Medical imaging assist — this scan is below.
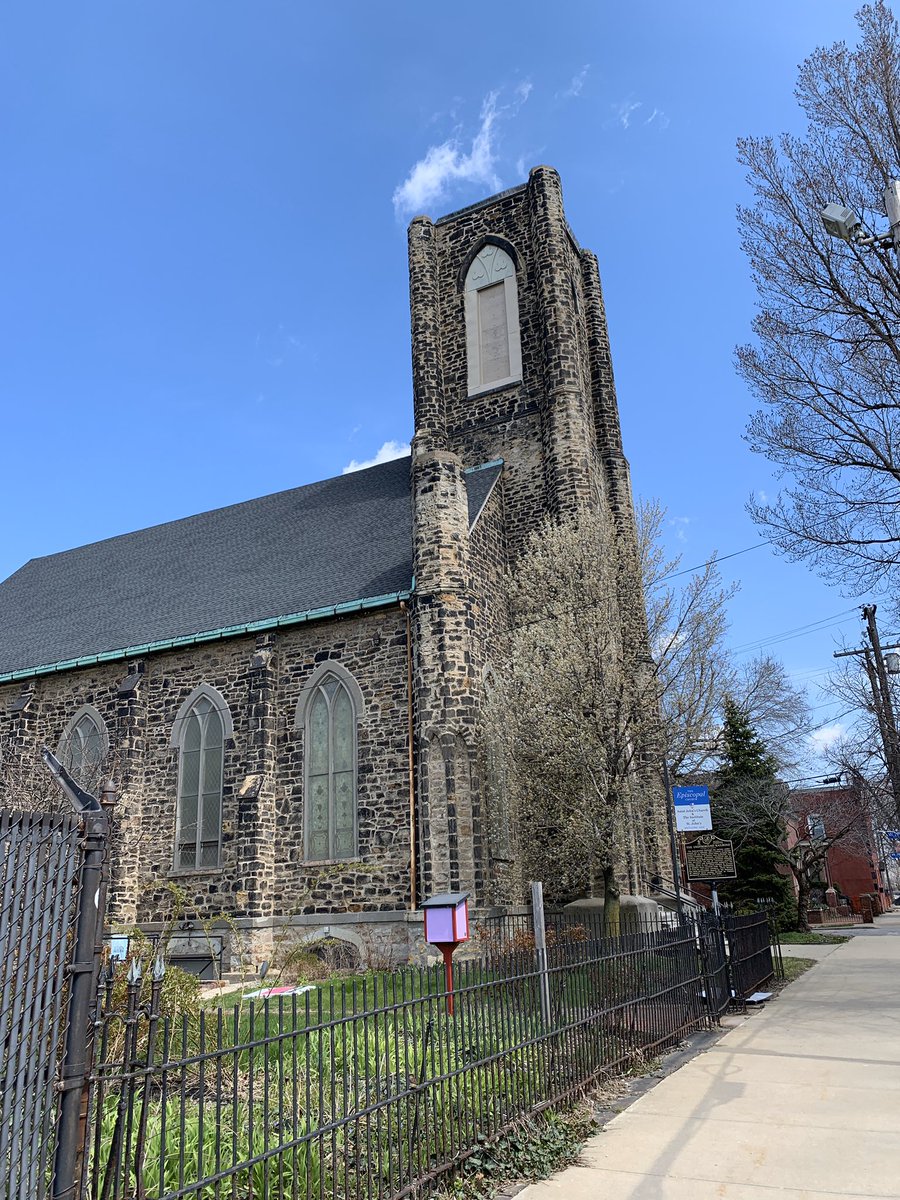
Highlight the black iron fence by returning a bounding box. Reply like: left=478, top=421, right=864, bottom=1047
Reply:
left=82, top=919, right=708, bottom=1199
left=472, top=905, right=669, bottom=960
left=0, top=785, right=777, bottom=1200
left=725, top=911, right=775, bottom=1000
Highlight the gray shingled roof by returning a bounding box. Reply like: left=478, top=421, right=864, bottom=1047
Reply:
left=0, top=456, right=503, bottom=678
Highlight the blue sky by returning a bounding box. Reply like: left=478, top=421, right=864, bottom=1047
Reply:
left=0, top=2, right=873, bottom=765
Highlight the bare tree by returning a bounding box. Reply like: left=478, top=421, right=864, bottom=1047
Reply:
left=0, top=745, right=72, bottom=816
left=737, top=2, right=900, bottom=602
left=732, top=656, right=813, bottom=772
left=639, top=500, right=736, bottom=777
left=717, top=777, right=871, bottom=930
left=640, top=501, right=812, bottom=774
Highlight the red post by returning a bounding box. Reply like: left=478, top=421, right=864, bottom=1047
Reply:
left=440, top=944, right=455, bottom=1016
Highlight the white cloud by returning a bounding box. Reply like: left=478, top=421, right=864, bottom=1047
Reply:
left=342, top=440, right=410, bottom=474
left=669, top=515, right=691, bottom=543
left=393, top=85, right=531, bottom=218
left=809, top=723, right=845, bottom=755
left=644, top=107, right=670, bottom=130
left=611, top=98, right=642, bottom=130
left=756, top=488, right=769, bottom=503
left=557, top=65, right=590, bottom=101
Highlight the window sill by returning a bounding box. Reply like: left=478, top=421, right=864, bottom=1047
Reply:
left=467, top=375, right=521, bottom=399
left=168, top=867, right=226, bottom=879
left=302, top=859, right=365, bottom=868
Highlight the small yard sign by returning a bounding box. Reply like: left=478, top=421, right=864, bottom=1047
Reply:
left=672, top=784, right=712, bottom=832
left=685, top=834, right=737, bottom=881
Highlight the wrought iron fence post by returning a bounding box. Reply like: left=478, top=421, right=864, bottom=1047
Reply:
left=51, top=777, right=114, bottom=1200
left=764, top=903, right=785, bottom=980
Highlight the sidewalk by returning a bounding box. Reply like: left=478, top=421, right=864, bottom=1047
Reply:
left=519, top=916, right=900, bottom=1199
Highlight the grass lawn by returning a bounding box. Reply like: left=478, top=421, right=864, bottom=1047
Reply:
left=779, top=931, right=850, bottom=945
left=781, top=956, right=817, bottom=983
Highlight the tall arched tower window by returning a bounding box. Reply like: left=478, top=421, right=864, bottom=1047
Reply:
left=295, top=663, right=363, bottom=861
left=465, top=242, right=522, bottom=395
left=171, top=685, right=231, bottom=870
left=59, top=705, right=109, bottom=797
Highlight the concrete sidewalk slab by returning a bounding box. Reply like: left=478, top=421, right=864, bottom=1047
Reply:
left=522, top=1165, right=899, bottom=1200
left=519, top=933, right=900, bottom=1200
left=780, top=940, right=845, bottom=959
left=629, top=1068, right=900, bottom=1132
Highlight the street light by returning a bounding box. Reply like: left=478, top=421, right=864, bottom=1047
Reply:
left=821, top=203, right=862, bottom=242
left=820, top=180, right=900, bottom=266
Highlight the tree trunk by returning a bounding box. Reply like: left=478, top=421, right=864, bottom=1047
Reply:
left=587, top=861, right=604, bottom=900
left=602, top=863, right=621, bottom=937
left=796, top=872, right=811, bottom=933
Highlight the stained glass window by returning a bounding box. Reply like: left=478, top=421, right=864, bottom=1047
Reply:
left=305, top=673, right=358, bottom=860
left=59, top=709, right=107, bottom=796
left=175, top=694, right=224, bottom=870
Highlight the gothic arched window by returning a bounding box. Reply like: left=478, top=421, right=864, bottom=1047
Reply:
left=296, top=665, right=362, bottom=861
left=464, top=242, right=522, bottom=395
left=59, top=706, right=109, bottom=797
left=171, top=685, right=231, bottom=871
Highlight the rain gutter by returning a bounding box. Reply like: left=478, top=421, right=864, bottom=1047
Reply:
left=0, top=588, right=413, bottom=684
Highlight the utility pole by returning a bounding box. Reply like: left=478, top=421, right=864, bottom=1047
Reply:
left=834, top=605, right=900, bottom=826
left=883, top=179, right=900, bottom=271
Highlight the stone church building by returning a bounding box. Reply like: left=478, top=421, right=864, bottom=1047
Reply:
left=0, top=167, right=667, bottom=969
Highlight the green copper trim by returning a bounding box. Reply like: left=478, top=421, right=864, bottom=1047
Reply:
left=0, top=587, right=414, bottom=684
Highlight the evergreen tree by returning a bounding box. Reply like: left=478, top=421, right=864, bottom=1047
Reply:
left=714, top=700, right=796, bottom=926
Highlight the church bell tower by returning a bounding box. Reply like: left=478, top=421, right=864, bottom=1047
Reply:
left=407, top=166, right=665, bottom=905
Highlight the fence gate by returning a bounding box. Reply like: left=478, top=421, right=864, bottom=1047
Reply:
left=0, top=791, right=110, bottom=1200
left=0, top=810, right=84, bottom=1197
left=698, top=911, right=730, bottom=1021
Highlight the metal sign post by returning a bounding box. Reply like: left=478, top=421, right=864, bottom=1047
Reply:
left=530, top=882, right=552, bottom=1027
left=662, top=761, right=686, bottom=923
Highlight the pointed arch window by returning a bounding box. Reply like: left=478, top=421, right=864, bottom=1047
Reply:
left=296, top=667, right=361, bottom=861
left=173, top=690, right=229, bottom=870
left=59, top=706, right=109, bottom=797
left=464, top=242, right=522, bottom=395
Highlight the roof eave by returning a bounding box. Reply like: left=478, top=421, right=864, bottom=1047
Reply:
left=0, top=587, right=414, bottom=685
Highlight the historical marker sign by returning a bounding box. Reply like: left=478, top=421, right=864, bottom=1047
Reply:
left=685, top=834, right=737, bottom=881
left=672, top=784, right=712, bottom=832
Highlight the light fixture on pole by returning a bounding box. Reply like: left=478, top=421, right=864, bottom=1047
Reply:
left=820, top=181, right=900, bottom=267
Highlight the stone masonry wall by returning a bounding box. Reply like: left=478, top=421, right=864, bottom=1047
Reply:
left=0, top=606, right=412, bottom=953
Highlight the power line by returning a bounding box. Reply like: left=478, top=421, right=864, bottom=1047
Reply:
left=730, top=610, right=859, bottom=657
left=656, top=541, right=769, bottom=584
